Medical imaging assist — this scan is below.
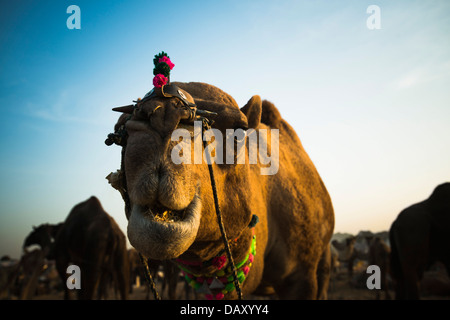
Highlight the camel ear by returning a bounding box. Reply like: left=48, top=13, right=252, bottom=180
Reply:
left=240, top=95, right=261, bottom=129
left=112, top=104, right=134, bottom=114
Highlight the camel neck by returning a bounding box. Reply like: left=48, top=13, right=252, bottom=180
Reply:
left=174, top=228, right=256, bottom=300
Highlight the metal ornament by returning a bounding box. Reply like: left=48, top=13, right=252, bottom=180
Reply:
left=196, top=280, right=212, bottom=295
left=209, top=277, right=225, bottom=289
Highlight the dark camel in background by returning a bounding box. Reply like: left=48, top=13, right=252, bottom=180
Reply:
left=53, top=196, right=130, bottom=299
left=390, top=182, right=450, bottom=299
left=366, top=236, right=391, bottom=299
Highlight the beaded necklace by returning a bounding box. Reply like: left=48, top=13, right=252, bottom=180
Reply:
left=174, top=228, right=256, bottom=300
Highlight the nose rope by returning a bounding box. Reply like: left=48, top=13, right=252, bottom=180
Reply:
left=201, top=118, right=243, bottom=300
left=139, top=252, right=161, bottom=300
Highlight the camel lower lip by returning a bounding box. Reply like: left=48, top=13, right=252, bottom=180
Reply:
left=127, top=193, right=202, bottom=260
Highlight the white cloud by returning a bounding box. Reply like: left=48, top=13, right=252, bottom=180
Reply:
left=394, top=71, right=421, bottom=89
left=22, top=89, right=107, bottom=126
left=391, top=61, right=450, bottom=90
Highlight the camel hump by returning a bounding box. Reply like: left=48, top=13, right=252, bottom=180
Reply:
left=261, top=100, right=282, bottom=128
left=83, top=196, right=104, bottom=210
left=427, top=182, right=450, bottom=227
left=87, top=195, right=100, bottom=204
left=428, top=183, right=450, bottom=209
left=67, top=196, right=106, bottom=221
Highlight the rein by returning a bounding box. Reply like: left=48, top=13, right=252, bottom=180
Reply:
left=105, top=90, right=248, bottom=300
left=201, top=118, right=242, bottom=300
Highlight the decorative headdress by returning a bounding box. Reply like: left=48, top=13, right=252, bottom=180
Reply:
left=136, top=51, right=198, bottom=108
left=106, top=51, right=217, bottom=146
left=152, top=51, right=174, bottom=88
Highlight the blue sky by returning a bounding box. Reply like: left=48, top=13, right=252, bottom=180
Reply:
left=1, top=0, right=449, bottom=258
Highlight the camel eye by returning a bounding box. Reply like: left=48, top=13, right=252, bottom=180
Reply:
left=132, top=107, right=146, bottom=121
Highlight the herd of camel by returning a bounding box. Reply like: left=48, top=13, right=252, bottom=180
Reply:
left=331, top=182, right=450, bottom=299
left=0, top=78, right=449, bottom=300
left=0, top=196, right=193, bottom=300
left=1, top=182, right=449, bottom=300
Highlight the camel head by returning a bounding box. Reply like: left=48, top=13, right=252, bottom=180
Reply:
left=109, top=79, right=263, bottom=261
left=23, top=224, right=53, bottom=251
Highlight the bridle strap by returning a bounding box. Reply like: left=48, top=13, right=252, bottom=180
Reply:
left=141, top=85, right=196, bottom=108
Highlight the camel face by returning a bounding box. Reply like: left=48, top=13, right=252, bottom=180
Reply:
left=23, top=225, right=49, bottom=250
left=122, top=85, right=254, bottom=261
left=124, top=96, right=202, bottom=260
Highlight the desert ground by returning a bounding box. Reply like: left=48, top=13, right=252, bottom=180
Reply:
left=25, top=260, right=449, bottom=301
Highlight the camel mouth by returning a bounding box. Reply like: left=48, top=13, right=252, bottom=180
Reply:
left=127, top=190, right=202, bottom=260
left=142, top=202, right=187, bottom=223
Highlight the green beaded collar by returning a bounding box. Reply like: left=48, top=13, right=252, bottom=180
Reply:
left=174, top=229, right=256, bottom=300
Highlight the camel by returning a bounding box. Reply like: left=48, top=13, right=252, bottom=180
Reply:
left=332, top=237, right=356, bottom=259
left=107, top=79, right=334, bottom=300
left=1, top=249, right=47, bottom=299
left=420, top=262, right=450, bottom=297
left=128, top=248, right=143, bottom=293
left=53, top=196, right=130, bottom=300
left=330, top=245, right=340, bottom=275
left=13, top=224, right=64, bottom=299
left=128, top=248, right=180, bottom=299
left=0, top=256, right=20, bottom=299
left=331, top=236, right=359, bottom=277
left=389, top=182, right=450, bottom=299
left=366, top=236, right=391, bottom=299
left=16, top=249, right=46, bottom=299
left=23, top=223, right=63, bottom=259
